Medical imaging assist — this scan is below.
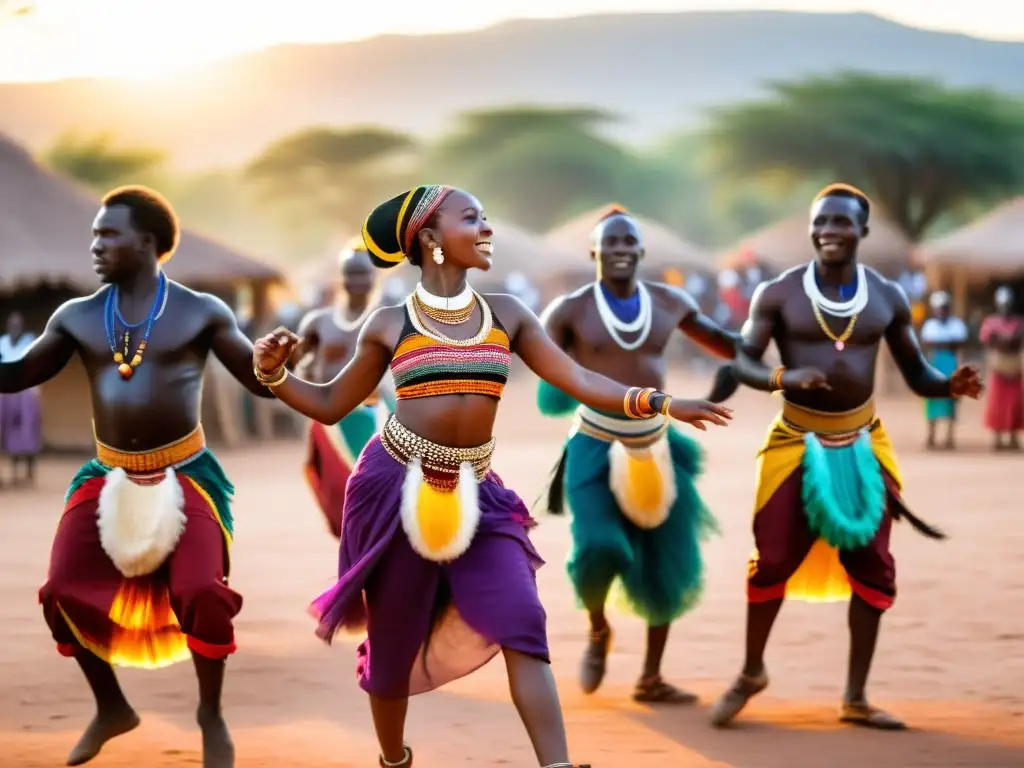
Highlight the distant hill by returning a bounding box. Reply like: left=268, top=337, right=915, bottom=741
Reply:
left=2, top=11, right=1024, bottom=169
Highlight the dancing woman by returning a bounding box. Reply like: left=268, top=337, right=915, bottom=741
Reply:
left=252, top=185, right=732, bottom=768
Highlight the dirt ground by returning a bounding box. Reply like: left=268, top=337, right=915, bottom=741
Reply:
left=1, top=373, right=1022, bottom=767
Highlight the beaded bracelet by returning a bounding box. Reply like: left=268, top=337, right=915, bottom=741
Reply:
left=254, top=365, right=288, bottom=388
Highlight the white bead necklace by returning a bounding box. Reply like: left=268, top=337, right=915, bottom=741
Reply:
left=415, top=281, right=473, bottom=311
left=802, top=262, right=869, bottom=318
left=332, top=301, right=375, bottom=332
left=592, top=281, right=653, bottom=351
left=405, top=292, right=493, bottom=347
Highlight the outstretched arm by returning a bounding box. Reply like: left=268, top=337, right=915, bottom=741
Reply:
left=674, top=288, right=739, bottom=359
left=884, top=283, right=954, bottom=399
left=508, top=297, right=730, bottom=427
left=207, top=296, right=277, bottom=398
left=730, top=282, right=785, bottom=391
left=254, top=311, right=391, bottom=424
left=0, top=306, right=77, bottom=393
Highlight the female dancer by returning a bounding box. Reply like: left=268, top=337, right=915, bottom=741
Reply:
left=252, top=185, right=732, bottom=768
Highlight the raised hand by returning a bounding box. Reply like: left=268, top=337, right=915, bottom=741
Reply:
left=668, top=398, right=734, bottom=431
left=253, top=327, right=300, bottom=374
left=782, top=367, right=831, bottom=390
left=950, top=364, right=983, bottom=399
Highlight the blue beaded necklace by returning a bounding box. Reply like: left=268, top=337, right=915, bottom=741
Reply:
left=599, top=282, right=641, bottom=324
left=103, top=271, right=168, bottom=381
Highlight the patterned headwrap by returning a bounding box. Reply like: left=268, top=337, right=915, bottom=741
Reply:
left=361, top=185, right=455, bottom=270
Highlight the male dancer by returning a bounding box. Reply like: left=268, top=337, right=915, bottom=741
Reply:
left=292, top=236, right=393, bottom=538
left=919, top=291, right=968, bottom=450
left=1, top=186, right=276, bottom=767
left=539, top=205, right=737, bottom=703
left=709, top=184, right=981, bottom=730
left=979, top=286, right=1022, bottom=451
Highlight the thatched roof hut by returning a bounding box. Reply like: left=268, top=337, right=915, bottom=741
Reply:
left=0, top=134, right=284, bottom=451
left=716, top=213, right=912, bottom=277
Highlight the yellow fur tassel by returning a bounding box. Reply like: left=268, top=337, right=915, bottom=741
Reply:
left=608, top=435, right=676, bottom=529
left=400, top=459, right=480, bottom=562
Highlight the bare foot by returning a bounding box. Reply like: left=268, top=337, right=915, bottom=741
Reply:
left=198, top=708, right=235, bottom=768
left=66, top=707, right=140, bottom=765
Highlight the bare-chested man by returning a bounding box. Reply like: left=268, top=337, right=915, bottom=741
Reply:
left=539, top=205, right=738, bottom=703
left=709, top=184, right=981, bottom=730
left=293, top=237, right=394, bottom=538
left=0, top=186, right=276, bottom=767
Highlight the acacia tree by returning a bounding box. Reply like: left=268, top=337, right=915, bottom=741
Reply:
left=708, top=72, right=1024, bottom=239
left=244, top=126, right=416, bottom=234
left=426, top=106, right=647, bottom=231
left=44, top=132, right=166, bottom=191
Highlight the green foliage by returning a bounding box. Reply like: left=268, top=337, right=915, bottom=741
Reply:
left=708, top=72, right=1024, bottom=239
left=244, top=125, right=417, bottom=235
left=44, top=132, right=166, bottom=192
left=424, top=106, right=646, bottom=230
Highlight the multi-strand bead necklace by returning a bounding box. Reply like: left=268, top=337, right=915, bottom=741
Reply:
left=103, top=271, right=169, bottom=380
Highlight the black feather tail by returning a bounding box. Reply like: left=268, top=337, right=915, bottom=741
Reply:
left=534, top=446, right=568, bottom=515
left=890, top=495, right=946, bottom=540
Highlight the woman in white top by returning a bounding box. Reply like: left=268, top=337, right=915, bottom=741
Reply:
left=919, top=291, right=968, bottom=449
left=0, top=311, right=42, bottom=485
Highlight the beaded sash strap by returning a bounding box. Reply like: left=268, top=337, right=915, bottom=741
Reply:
left=379, top=416, right=494, bottom=491
left=573, top=406, right=669, bottom=449
left=781, top=400, right=875, bottom=445
left=95, top=424, right=206, bottom=482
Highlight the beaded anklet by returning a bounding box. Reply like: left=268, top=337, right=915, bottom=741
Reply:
left=379, top=744, right=412, bottom=767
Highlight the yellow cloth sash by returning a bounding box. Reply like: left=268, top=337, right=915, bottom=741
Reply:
left=753, top=400, right=902, bottom=602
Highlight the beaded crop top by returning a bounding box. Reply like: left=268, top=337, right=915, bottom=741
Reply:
left=390, top=294, right=512, bottom=401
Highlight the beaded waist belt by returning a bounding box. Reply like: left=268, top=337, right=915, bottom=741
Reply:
left=573, top=406, right=668, bottom=448
left=95, top=424, right=206, bottom=475
left=782, top=400, right=875, bottom=440
left=379, top=415, right=494, bottom=490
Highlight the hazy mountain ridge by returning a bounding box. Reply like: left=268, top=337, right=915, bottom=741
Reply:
left=1, top=11, right=1023, bottom=169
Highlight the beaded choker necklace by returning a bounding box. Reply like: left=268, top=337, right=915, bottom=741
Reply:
left=103, top=272, right=169, bottom=380
left=802, top=263, right=868, bottom=352
left=414, top=282, right=477, bottom=325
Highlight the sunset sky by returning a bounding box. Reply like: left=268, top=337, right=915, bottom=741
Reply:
left=0, top=0, right=1019, bottom=82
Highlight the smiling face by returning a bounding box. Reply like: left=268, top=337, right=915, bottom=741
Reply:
left=417, top=189, right=494, bottom=272
left=591, top=214, right=644, bottom=282
left=810, top=194, right=868, bottom=267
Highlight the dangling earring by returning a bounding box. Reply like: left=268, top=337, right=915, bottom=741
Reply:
left=432, top=245, right=444, bottom=265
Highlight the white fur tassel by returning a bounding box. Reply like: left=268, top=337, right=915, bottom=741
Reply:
left=607, top=434, right=677, bottom=530
left=96, top=467, right=187, bottom=578
left=399, top=458, right=481, bottom=562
